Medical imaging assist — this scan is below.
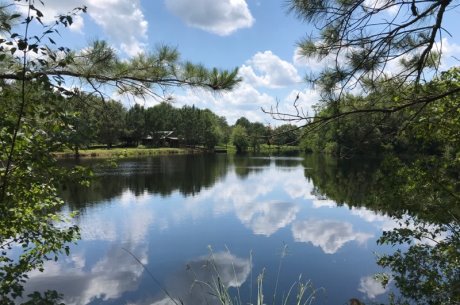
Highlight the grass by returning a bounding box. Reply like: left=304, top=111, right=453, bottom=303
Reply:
left=125, top=245, right=323, bottom=305
left=54, top=144, right=301, bottom=159
left=54, top=147, right=196, bottom=158
left=186, top=246, right=323, bottom=305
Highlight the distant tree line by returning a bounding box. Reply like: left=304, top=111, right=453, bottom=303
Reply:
left=63, top=95, right=300, bottom=154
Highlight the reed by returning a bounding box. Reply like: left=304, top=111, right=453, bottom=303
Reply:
left=125, top=245, right=324, bottom=305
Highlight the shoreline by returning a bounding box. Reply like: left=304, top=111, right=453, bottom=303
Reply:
left=53, top=147, right=203, bottom=159
left=53, top=145, right=301, bottom=159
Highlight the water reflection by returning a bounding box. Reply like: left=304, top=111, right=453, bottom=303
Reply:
left=26, top=153, right=458, bottom=304
left=236, top=201, right=299, bottom=236
left=292, top=219, right=373, bottom=254
left=303, top=154, right=460, bottom=305
left=358, top=275, right=391, bottom=300
left=155, top=252, right=251, bottom=305
left=61, top=154, right=231, bottom=209
left=25, top=246, right=146, bottom=305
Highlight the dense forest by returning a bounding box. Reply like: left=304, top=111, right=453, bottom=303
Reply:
left=61, top=95, right=300, bottom=153
left=300, top=68, right=460, bottom=160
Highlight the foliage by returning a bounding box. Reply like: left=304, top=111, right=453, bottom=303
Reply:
left=377, top=219, right=460, bottom=305
left=272, top=124, right=300, bottom=147
left=95, top=100, right=126, bottom=148
left=62, top=93, right=100, bottom=155
left=20, top=291, right=65, bottom=305
left=247, top=122, right=266, bottom=152
left=231, top=125, right=249, bottom=153
left=60, top=103, right=284, bottom=152
left=0, top=80, right=80, bottom=303
left=233, top=117, right=274, bottom=152
left=302, top=153, right=460, bottom=305
left=145, top=102, right=178, bottom=144
left=125, top=104, right=146, bottom=146
left=300, top=67, right=460, bottom=158
left=178, top=105, right=206, bottom=147
left=287, top=0, right=455, bottom=96
left=267, top=0, right=460, bottom=146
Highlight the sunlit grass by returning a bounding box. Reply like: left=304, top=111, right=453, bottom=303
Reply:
left=54, top=147, right=191, bottom=158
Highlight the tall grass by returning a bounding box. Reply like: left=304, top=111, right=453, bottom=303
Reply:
left=126, top=245, right=324, bottom=305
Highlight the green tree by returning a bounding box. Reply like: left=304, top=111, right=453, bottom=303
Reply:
left=145, top=102, right=179, bottom=145
left=300, top=68, right=460, bottom=157
left=248, top=122, right=267, bottom=152
left=125, top=103, right=146, bottom=146
left=201, top=109, right=222, bottom=149
left=96, top=100, right=126, bottom=148
left=178, top=105, right=203, bottom=146
left=272, top=124, right=300, bottom=146
left=63, top=93, right=101, bottom=155
left=0, top=77, right=80, bottom=304
left=217, top=116, right=231, bottom=147
left=231, top=125, right=249, bottom=153
left=235, top=117, right=251, bottom=130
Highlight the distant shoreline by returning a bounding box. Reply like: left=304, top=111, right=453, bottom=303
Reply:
left=53, top=147, right=201, bottom=159
left=54, top=145, right=301, bottom=159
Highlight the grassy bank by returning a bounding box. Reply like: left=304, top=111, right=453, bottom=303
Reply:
left=54, top=144, right=301, bottom=159
left=54, top=147, right=197, bottom=159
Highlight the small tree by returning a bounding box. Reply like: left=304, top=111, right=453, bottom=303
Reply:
left=96, top=100, right=126, bottom=148
left=125, top=103, right=146, bottom=146
left=232, top=125, right=249, bottom=153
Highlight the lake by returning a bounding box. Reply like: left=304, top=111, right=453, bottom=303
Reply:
left=22, top=154, right=417, bottom=305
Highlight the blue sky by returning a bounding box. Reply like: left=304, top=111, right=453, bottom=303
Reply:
left=26, top=0, right=460, bottom=125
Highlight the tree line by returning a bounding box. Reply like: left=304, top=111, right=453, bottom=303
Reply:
left=62, top=94, right=301, bottom=154
left=300, top=67, right=460, bottom=160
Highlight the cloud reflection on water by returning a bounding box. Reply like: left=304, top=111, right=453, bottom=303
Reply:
left=24, top=246, right=147, bottom=305
left=235, top=201, right=299, bottom=236
left=29, top=156, right=392, bottom=304
left=358, top=275, right=391, bottom=299
left=292, top=219, right=373, bottom=254
left=141, top=252, right=251, bottom=305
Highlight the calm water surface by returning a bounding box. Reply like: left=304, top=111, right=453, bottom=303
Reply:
left=24, top=154, right=400, bottom=305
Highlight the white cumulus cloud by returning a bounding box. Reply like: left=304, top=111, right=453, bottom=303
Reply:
left=86, top=0, right=148, bottom=56
left=19, top=0, right=148, bottom=57
left=164, top=0, right=254, bottom=36
left=241, top=51, right=302, bottom=88
left=170, top=50, right=309, bottom=124
left=172, top=81, right=276, bottom=124
left=436, top=38, right=460, bottom=70
left=292, top=219, right=373, bottom=254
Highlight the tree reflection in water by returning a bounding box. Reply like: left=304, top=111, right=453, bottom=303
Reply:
left=58, top=153, right=459, bottom=304
left=303, top=154, right=460, bottom=305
